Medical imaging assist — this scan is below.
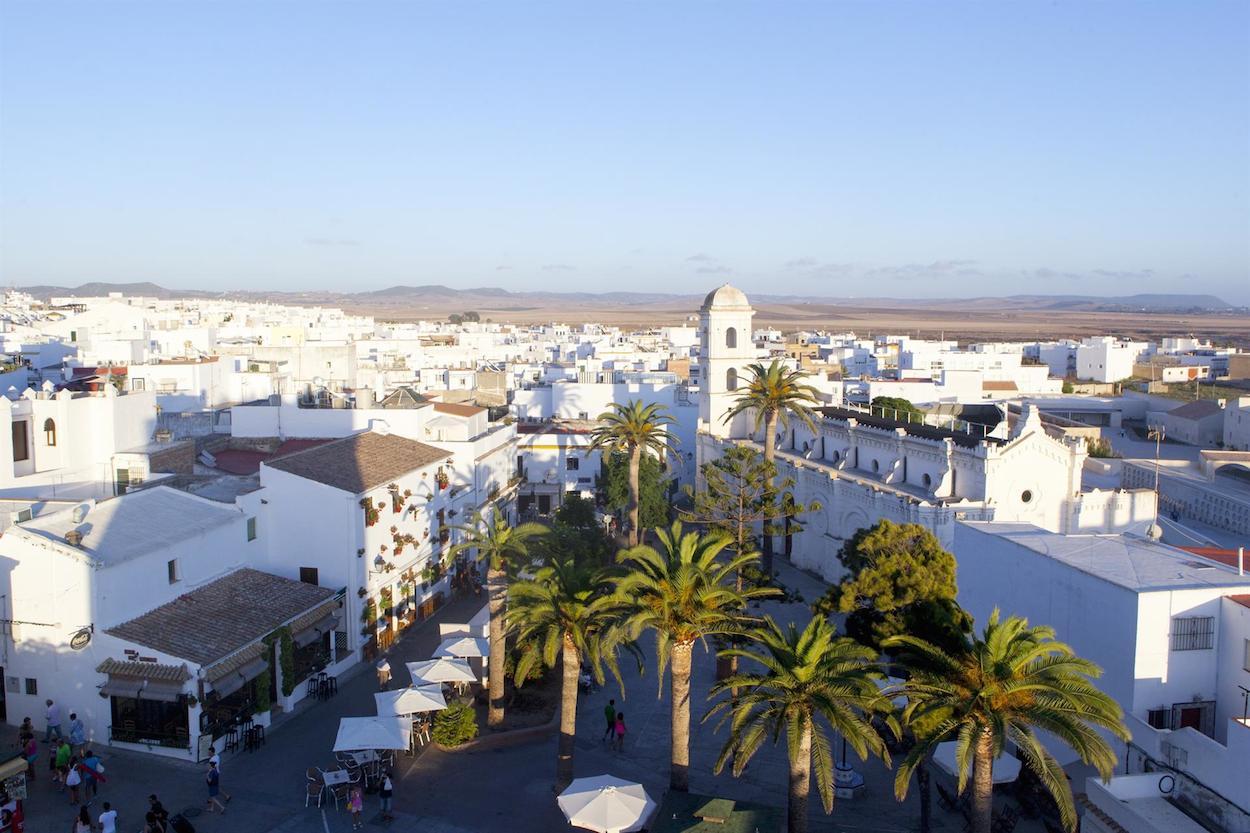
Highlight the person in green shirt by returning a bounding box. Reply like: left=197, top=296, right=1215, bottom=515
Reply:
left=54, top=739, right=72, bottom=791
left=602, top=699, right=616, bottom=744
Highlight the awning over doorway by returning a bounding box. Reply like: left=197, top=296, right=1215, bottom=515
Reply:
left=95, top=658, right=191, bottom=703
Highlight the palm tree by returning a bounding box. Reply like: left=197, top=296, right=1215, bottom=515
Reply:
left=508, top=553, right=637, bottom=790
left=706, top=615, right=892, bottom=833
left=722, top=360, right=820, bottom=572
left=588, top=400, right=675, bottom=547
left=884, top=611, right=1129, bottom=833
left=616, top=521, right=776, bottom=791
left=447, top=512, right=547, bottom=728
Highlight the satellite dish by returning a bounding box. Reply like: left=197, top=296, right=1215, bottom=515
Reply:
left=69, top=627, right=92, bottom=650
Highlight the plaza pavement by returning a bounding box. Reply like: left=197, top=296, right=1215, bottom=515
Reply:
left=9, top=559, right=1054, bottom=833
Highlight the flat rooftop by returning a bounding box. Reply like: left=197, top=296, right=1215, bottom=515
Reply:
left=960, top=522, right=1250, bottom=593
left=17, top=486, right=242, bottom=563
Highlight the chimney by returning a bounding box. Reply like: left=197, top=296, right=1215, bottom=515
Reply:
left=64, top=529, right=84, bottom=547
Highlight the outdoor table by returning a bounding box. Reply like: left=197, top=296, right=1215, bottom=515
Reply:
left=348, top=750, right=378, bottom=766
left=322, top=769, right=350, bottom=786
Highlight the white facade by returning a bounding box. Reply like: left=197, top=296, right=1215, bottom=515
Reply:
left=954, top=522, right=1250, bottom=824
left=698, top=284, right=761, bottom=440
left=1076, top=336, right=1148, bottom=383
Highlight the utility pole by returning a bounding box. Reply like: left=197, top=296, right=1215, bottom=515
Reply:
left=1148, top=424, right=1165, bottom=522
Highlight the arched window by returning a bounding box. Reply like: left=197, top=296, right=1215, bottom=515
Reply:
left=43, top=418, right=56, bottom=447
left=725, top=327, right=737, bottom=349
left=726, top=368, right=738, bottom=391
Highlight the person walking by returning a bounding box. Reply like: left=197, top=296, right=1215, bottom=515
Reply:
left=73, top=805, right=92, bottom=833
left=378, top=771, right=394, bottom=822
left=148, top=795, right=170, bottom=827
left=207, top=746, right=232, bottom=802
left=79, top=748, right=104, bottom=805
left=347, top=784, right=364, bottom=830
left=65, top=755, right=82, bottom=804
left=54, top=738, right=72, bottom=790
left=204, top=761, right=226, bottom=814
left=613, top=711, right=627, bottom=752
left=44, top=699, right=63, bottom=743
left=375, top=659, right=392, bottom=690
left=141, top=811, right=166, bottom=833
left=68, top=712, right=86, bottom=755
left=602, top=699, right=616, bottom=743
left=97, top=801, right=117, bottom=833
left=21, top=735, right=37, bottom=782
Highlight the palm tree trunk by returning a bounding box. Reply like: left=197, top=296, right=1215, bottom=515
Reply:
left=670, top=640, right=694, bottom=792
left=761, top=410, right=778, bottom=573
left=556, top=635, right=580, bottom=791
left=917, top=758, right=932, bottom=833
left=486, top=564, right=507, bottom=728
left=972, top=728, right=995, bottom=833
left=787, top=719, right=812, bottom=833
left=627, top=444, right=642, bottom=547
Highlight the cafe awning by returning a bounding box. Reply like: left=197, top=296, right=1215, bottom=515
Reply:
left=292, top=601, right=341, bottom=648
left=206, top=644, right=270, bottom=699
left=96, top=658, right=190, bottom=703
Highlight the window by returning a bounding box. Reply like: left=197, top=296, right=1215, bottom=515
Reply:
left=726, top=368, right=738, bottom=391
left=725, top=327, right=737, bottom=349
left=300, top=567, right=319, bottom=586
left=923, top=473, right=932, bottom=488
left=246, top=517, right=257, bottom=541
left=566, top=457, right=580, bottom=471
left=24, top=678, right=37, bottom=696
left=167, top=559, right=180, bottom=584
left=11, top=421, right=29, bottom=462
left=1244, top=638, right=1250, bottom=672
left=43, top=418, right=56, bottom=447
left=1171, top=616, right=1215, bottom=651
left=131, top=378, right=145, bottom=391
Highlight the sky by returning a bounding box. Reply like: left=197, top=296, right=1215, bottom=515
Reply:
left=1, top=1, right=1248, bottom=302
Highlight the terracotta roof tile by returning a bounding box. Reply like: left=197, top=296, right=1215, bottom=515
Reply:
left=105, top=568, right=335, bottom=666
left=433, top=402, right=485, bottom=417
left=95, top=659, right=190, bottom=682
left=264, top=431, right=448, bottom=494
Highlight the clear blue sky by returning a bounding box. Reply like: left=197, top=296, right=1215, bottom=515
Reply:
left=2, top=1, right=1247, bottom=301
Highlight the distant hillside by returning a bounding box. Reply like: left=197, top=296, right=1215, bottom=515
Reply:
left=12, top=282, right=1234, bottom=314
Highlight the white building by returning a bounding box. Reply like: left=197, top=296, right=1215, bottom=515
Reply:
left=954, top=522, right=1250, bottom=830
left=0, top=487, right=341, bottom=761
left=514, top=420, right=602, bottom=515
left=1076, top=336, right=1148, bottom=383
left=694, top=285, right=1156, bottom=581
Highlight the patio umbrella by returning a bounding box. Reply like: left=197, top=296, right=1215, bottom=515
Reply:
left=932, top=741, right=1022, bottom=784
left=434, top=635, right=489, bottom=658
left=406, top=657, right=477, bottom=685
left=375, top=684, right=447, bottom=716
left=333, top=716, right=414, bottom=752
left=557, top=775, right=657, bottom=833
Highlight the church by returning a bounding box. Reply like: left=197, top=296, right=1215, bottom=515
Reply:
left=693, top=284, right=1156, bottom=581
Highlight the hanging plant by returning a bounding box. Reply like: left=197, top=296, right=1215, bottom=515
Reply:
left=357, top=587, right=367, bottom=598
left=359, top=498, right=380, bottom=527
left=389, top=525, right=398, bottom=534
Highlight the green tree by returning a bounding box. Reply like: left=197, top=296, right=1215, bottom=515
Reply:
left=603, top=449, right=670, bottom=533
left=447, top=512, right=547, bottom=728
left=723, top=360, right=821, bottom=572
left=508, top=553, right=638, bottom=790
left=813, top=520, right=971, bottom=654
left=706, top=615, right=893, bottom=833
left=462, top=310, right=481, bottom=322
left=885, top=611, right=1129, bottom=833
left=616, top=522, right=777, bottom=791
left=448, top=313, right=464, bottom=325
left=1061, top=379, right=1075, bottom=394
left=870, top=396, right=924, bottom=421
left=589, top=400, right=676, bottom=546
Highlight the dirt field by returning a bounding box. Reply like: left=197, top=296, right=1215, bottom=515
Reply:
left=352, top=299, right=1250, bottom=348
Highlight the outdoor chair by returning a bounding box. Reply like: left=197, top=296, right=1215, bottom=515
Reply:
left=304, top=781, right=323, bottom=808
left=329, top=782, right=349, bottom=810
left=992, top=805, right=1020, bottom=833
left=305, top=677, right=319, bottom=699
left=224, top=725, right=240, bottom=753
left=306, top=767, right=322, bottom=782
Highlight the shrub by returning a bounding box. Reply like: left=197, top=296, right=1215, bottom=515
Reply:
left=432, top=703, right=478, bottom=747
left=1087, top=437, right=1118, bottom=458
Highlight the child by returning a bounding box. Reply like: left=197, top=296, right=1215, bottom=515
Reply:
left=613, top=711, right=627, bottom=752
left=65, top=756, right=82, bottom=804
left=348, top=785, right=364, bottom=830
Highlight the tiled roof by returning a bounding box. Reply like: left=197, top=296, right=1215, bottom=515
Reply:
left=95, top=659, right=190, bottom=682
left=981, top=381, right=1018, bottom=392
left=1229, top=595, right=1250, bottom=610
left=433, top=402, right=485, bottom=417
left=263, top=431, right=448, bottom=494
left=1168, top=399, right=1223, bottom=421
left=105, top=568, right=336, bottom=666
left=205, top=642, right=268, bottom=681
